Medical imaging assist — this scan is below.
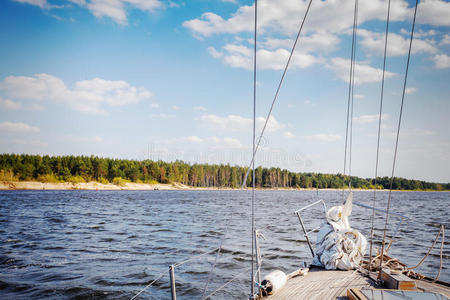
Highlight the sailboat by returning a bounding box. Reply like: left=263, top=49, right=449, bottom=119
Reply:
left=130, top=0, right=448, bottom=299
left=242, top=0, right=449, bottom=299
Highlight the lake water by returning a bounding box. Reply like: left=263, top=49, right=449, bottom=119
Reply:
left=0, top=190, right=448, bottom=299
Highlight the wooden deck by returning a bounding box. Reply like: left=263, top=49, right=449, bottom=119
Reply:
left=265, top=267, right=450, bottom=300
left=266, top=268, right=375, bottom=300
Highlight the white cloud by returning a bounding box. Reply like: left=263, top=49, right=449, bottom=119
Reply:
left=0, top=73, right=151, bottom=114
left=0, top=121, right=40, bottom=133
left=183, top=0, right=412, bottom=38
left=440, top=34, right=450, bottom=46
left=262, top=32, right=340, bottom=53
left=151, top=103, right=160, bottom=108
left=214, top=43, right=319, bottom=70
left=405, top=87, right=417, bottom=94
left=354, top=94, right=365, bottom=99
left=223, top=137, right=242, bottom=148
left=14, top=0, right=46, bottom=8
left=77, top=0, right=164, bottom=25
left=13, top=0, right=57, bottom=9
left=328, top=58, right=397, bottom=84
left=17, top=0, right=163, bottom=25
left=0, top=97, right=21, bottom=110
left=68, top=0, right=86, bottom=5
left=432, top=54, right=450, bottom=69
left=304, top=134, right=341, bottom=142
left=200, top=114, right=285, bottom=132
left=353, top=113, right=388, bottom=124
left=402, top=29, right=437, bottom=38
left=184, top=135, right=203, bottom=143
left=417, top=0, right=450, bottom=27
left=193, top=106, right=207, bottom=111
left=284, top=131, right=295, bottom=139
left=86, top=0, right=128, bottom=25
left=207, top=47, right=223, bottom=58
left=172, top=105, right=180, bottom=110
left=358, top=29, right=437, bottom=57
left=151, top=113, right=174, bottom=119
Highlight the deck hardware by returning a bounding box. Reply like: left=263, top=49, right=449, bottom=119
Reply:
left=254, top=229, right=263, bottom=297
left=294, top=200, right=328, bottom=257
left=169, top=265, right=176, bottom=300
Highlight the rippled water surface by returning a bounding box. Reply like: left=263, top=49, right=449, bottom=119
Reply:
left=0, top=190, right=448, bottom=299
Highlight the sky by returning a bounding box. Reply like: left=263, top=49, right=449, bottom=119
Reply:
left=0, top=0, right=449, bottom=183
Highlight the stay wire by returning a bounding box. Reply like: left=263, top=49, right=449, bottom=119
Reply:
left=241, top=0, right=314, bottom=189
left=342, top=0, right=358, bottom=199
left=349, top=0, right=358, bottom=188
left=251, top=0, right=257, bottom=297
left=369, top=0, right=391, bottom=272
left=130, top=271, right=166, bottom=300
left=378, top=0, right=418, bottom=280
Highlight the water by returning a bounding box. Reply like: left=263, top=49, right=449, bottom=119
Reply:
left=0, top=190, right=448, bottom=299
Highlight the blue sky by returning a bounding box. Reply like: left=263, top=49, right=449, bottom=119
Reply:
left=0, top=0, right=449, bottom=182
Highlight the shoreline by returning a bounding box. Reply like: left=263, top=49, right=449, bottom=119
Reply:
left=0, top=181, right=447, bottom=192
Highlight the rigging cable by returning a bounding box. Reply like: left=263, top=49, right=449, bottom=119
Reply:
left=251, top=0, right=257, bottom=297
left=342, top=0, right=358, bottom=199
left=378, top=0, right=419, bottom=280
left=349, top=0, right=358, bottom=189
left=369, top=0, right=391, bottom=272
left=341, top=0, right=358, bottom=199
left=241, top=0, right=314, bottom=188
left=203, top=1, right=314, bottom=297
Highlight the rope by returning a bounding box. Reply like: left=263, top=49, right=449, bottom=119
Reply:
left=378, top=0, right=419, bottom=280
left=369, top=0, right=391, bottom=272
left=241, top=0, right=314, bottom=189
left=341, top=0, right=358, bottom=199
left=202, top=267, right=251, bottom=300
left=130, top=271, right=165, bottom=300
left=434, top=225, right=445, bottom=282
left=201, top=210, right=234, bottom=298
left=408, top=225, right=444, bottom=271
left=251, top=0, right=258, bottom=297
left=173, top=247, right=219, bottom=267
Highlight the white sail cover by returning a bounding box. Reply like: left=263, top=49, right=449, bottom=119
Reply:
left=312, top=192, right=367, bottom=270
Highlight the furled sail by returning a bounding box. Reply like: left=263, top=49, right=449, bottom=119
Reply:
left=312, top=192, right=367, bottom=270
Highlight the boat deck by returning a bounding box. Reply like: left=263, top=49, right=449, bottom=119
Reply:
left=265, top=267, right=450, bottom=300
left=265, top=268, right=374, bottom=300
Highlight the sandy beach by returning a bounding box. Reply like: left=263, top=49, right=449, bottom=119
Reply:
left=0, top=181, right=186, bottom=191
left=0, top=181, right=436, bottom=191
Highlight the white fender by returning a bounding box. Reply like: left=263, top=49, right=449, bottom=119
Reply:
left=261, top=270, right=287, bottom=295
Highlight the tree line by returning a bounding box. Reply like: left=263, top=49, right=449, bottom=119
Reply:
left=0, top=154, right=448, bottom=190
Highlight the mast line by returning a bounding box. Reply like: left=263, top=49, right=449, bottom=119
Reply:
left=369, top=0, right=391, bottom=272
left=378, top=0, right=418, bottom=280
left=251, top=0, right=257, bottom=297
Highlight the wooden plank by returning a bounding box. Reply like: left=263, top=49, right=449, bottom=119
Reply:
left=415, top=279, right=450, bottom=298
left=347, top=288, right=366, bottom=300
left=381, top=269, right=416, bottom=290
left=264, top=267, right=450, bottom=300
left=265, top=268, right=374, bottom=300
